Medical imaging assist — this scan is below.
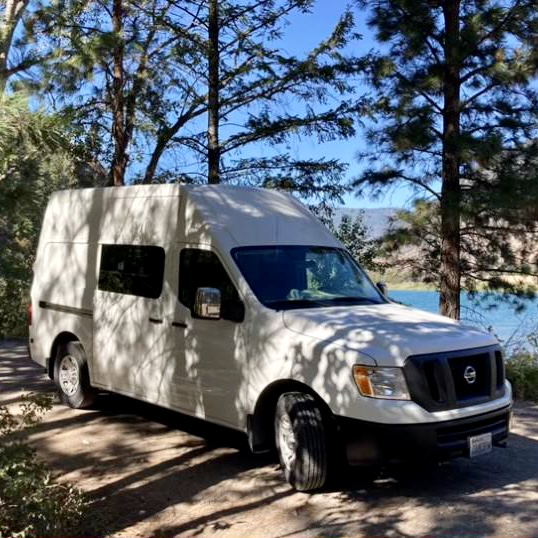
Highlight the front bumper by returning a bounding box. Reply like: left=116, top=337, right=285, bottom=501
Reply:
left=336, top=404, right=511, bottom=466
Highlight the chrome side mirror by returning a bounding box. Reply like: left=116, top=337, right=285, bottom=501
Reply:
left=194, top=287, right=221, bottom=319
left=377, top=282, right=389, bottom=298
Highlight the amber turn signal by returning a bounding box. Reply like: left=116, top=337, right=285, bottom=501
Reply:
left=353, top=366, right=375, bottom=397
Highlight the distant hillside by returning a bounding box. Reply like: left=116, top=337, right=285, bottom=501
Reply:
left=333, top=207, right=400, bottom=240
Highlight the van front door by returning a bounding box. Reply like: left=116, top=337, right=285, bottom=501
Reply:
left=176, top=247, right=248, bottom=429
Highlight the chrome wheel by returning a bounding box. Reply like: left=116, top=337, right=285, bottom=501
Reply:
left=58, top=355, right=80, bottom=396
left=275, top=392, right=327, bottom=491
left=54, top=342, right=96, bottom=409
left=277, top=412, right=297, bottom=470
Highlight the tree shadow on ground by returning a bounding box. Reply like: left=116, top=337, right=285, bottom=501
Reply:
left=5, top=342, right=538, bottom=538
left=275, top=420, right=538, bottom=538
left=0, top=340, right=53, bottom=397
left=30, top=392, right=286, bottom=537
left=94, top=392, right=252, bottom=451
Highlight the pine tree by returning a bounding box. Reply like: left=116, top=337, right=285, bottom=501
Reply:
left=32, top=0, right=366, bottom=203
left=355, top=0, right=538, bottom=318
left=186, top=0, right=366, bottom=194
left=332, top=213, right=377, bottom=270
left=29, top=0, right=185, bottom=186
left=0, top=0, right=54, bottom=93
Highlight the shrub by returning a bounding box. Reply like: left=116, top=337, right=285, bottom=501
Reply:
left=0, top=393, right=86, bottom=538
left=505, top=353, right=538, bottom=402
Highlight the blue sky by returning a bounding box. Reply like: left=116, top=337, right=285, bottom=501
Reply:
left=278, top=2, right=415, bottom=210
left=29, top=0, right=413, bottom=209
left=164, top=2, right=416, bottom=209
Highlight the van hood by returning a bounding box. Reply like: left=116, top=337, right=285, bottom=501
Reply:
left=282, top=302, right=498, bottom=367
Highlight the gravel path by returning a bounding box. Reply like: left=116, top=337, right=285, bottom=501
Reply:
left=2, top=340, right=538, bottom=538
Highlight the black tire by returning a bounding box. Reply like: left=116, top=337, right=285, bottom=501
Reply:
left=275, top=392, right=328, bottom=491
left=54, top=342, right=97, bottom=409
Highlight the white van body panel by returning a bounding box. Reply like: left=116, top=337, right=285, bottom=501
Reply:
left=282, top=303, right=495, bottom=367
left=181, top=186, right=339, bottom=250
left=243, top=309, right=512, bottom=426
left=30, top=184, right=510, bottom=438
left=30, top=185, right=182, bottom=375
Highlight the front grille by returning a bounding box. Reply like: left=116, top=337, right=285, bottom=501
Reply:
left=449, top=353, right=491, bottom=401
left=495, top=351, right=505, bottom=390
left=404, top=345, right=506, bottom=412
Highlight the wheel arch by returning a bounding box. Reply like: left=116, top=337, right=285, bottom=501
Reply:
left=48, top=332, right=82, bottom=379
left=247, top=379, right=334, bottom=453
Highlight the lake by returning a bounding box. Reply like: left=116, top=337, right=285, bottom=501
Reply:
left=390, top=290, right=538, bottom=351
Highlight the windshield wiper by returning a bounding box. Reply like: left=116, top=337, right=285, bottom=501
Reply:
left=326, top=297, right=382, bottom=305
left=264, top=297, right=383, bottom=310
left=264, top=299, right=329, bottom=310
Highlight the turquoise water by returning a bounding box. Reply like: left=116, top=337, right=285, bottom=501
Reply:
left=390, top=290, right=538, bottom=350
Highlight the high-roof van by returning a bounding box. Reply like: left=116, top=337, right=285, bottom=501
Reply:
left=29, top=184, right=512, bottom=490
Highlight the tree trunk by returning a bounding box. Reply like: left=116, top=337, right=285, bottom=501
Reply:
left=440, top=0, right=461, bottom=319
left=144, top=132, right=168, bottom=184
left=207, top=0, right=220, bottom=184
left=0, top=0, right=30, bottom=94
left=110, top=0, right=127, bottom=186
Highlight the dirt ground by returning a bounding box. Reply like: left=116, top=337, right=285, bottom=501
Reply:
left=2, top=339, right=538, bottom=538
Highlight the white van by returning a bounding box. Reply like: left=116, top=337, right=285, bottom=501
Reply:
left=29, top=184, right=512, bottom=490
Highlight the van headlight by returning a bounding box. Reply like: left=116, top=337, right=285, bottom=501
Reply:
left=352, top=365, right=411, bottom=400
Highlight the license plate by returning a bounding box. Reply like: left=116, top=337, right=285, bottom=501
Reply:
left=469, top=432, right=492, bottom=458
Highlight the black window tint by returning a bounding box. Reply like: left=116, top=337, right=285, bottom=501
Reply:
left=179, top=249, right=241, bottom=319
left=98, top=244, right=165, bottom=299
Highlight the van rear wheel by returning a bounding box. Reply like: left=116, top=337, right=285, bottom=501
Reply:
left=275, top=392, right=328, bottom=491
left=54, top=342, right=96, bottom=409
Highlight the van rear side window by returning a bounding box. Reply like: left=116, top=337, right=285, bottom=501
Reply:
left=98, top=244, right=165, bottom=299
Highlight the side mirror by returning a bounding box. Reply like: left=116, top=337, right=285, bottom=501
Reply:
left=194, top=287, right=221, bottom=319
left=377, top=282, right=389, bottom=298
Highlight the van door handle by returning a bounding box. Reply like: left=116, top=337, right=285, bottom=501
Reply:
left=172, top=321, right=187, bottom=328
left=149, top=317, right=163, bottom=324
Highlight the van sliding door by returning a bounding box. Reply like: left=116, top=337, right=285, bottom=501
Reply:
left=93, top=244, right=166, bottom=395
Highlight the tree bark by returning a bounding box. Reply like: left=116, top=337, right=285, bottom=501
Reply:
left=207, top=0, right=220, bottom=184
left=144, top=135, right=167, bottom=184
left=440, top=0, right=461, bottom=319
left=0, top=0, right=30, bottom=94
left=110, top=0, right=127, bottom=186
left=143, top=101, right=206, bottom=183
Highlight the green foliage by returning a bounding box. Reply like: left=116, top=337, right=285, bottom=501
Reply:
left=373, top=199, right=440, bottom=287
left=379, top=193, right=538, bottom=307
left=0, top=93, right=66, bottom=177
left=0, top=93, right=79, bottom=338
left=506, top=354, right=538, bottom=402
left=0, top=393, right=86, bottom=537
left=330, top=213, right=378, bottom=270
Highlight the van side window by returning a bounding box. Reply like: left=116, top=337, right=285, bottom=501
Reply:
left=98, top=244, right=165, bottom=299
left=179, top=249, right=243, bottom=321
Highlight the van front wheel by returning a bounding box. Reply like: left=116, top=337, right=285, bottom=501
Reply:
left=54, top=342, right=96, bottom=409
left=275, top=392, right=327, bottom=491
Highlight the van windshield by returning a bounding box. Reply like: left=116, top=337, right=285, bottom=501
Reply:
left=231, top=246, right=385, bottom=310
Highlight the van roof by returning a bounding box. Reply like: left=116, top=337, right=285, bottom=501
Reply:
left=44, top=184, right=339, bottom=248
left=182, top=185, right=338, bottom=248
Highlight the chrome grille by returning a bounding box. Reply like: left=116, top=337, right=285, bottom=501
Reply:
left=403, top=345, right=506, bottom=412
